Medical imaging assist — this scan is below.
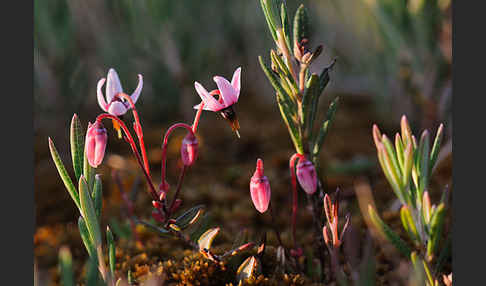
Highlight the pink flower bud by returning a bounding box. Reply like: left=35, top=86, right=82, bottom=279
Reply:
left=296, top=157, right=317, bottom=194
left=180, top=132, right=198, bottom=166
left=250, top=158, right=271, bottom=213
left=85, top=121, right=108, bottom=168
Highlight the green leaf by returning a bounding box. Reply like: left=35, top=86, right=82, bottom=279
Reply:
left=236, top=256, right=258, bottom=284
left=175, top=205, right=205, bottom=230
left=197, top=227, right=220, bottom=251
left=48, top=138, right=81, bottom=212
left=429, top=123, right=444, bottom=174
left=85, top=257, right=100, bottom=286
left=293, top=4, right=309, bottom=50
left=402, top=142, right=414, bottom=189
left=136, top=219, right=170, bottom=236
left=107, top=226, right=116, bottom=275
left=58, top=246, right=75, bottom=286
left=418, top=131, right=430, bottom=195
left=83, top=152, right=95, bottom=192
left=280, top=2, right=292, bottom=53
left=381, top=135, right=403, bottom=177
left=260, top=0, right=278, bottom=42
left=312, top=96, right=339, bottom=157
left=400, top=206, right=420, bottom=244
left=222, top=242, right=255, bottom=258
left=79, top=176, right=102, bottom=247
left=70, top=114, right=84, bottom=181
left=368, top=205, right=411, bottom=257
left=426, top=203, right=446, bottom=259
left=277, top=95, right=304, bottom=154
left=78, top=216, right=96, bottom=259
left=258, top=55, right=296, bottom=113
left=93, top=175, right=103, bottom=220
left=394, top=133, right=405, bottom=171
left=377, top=143, right=407, bottom=204
left=319, top=59, right=336, bottom=96
left=302, top=74, right=320, bottom=135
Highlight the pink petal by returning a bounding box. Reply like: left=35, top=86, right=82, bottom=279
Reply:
left=129, top=74, right=143, bottom=106
left=108, top=101, right=128, bottom=116
left=97, top=78, right=108, bottom=112
left=194, top=82, right=224, bottom=111
left=106, top=68, right=123, bottom=103
left=231, top=67, right=241, bottom=94
left=213, top=76, right=238, bottom=107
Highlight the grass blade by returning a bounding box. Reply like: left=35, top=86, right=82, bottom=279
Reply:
left=48, top=137, right=81, bottom=212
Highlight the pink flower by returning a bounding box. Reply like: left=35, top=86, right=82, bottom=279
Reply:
left=85, top=121, right=108, bottom=168
left=296, top=157, right=317, bottom=194
left=180, top=132, right=198, bottom=167
left=193, top=67, right=242, bottom=137
left=250, top=158, right=271, bottom=213
left=97, top=68, right=143, bottom=116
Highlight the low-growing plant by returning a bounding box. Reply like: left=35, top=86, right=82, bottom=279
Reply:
left=369, top=115, right=450, bottom=285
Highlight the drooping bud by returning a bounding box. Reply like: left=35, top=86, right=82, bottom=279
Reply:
left=296, top=157, right=317, bottom=194
left=181, top=132, right=198, bottom=166
left=85, top=121, right=108, bottom=168
left=250, top=159, right=271, bottom=213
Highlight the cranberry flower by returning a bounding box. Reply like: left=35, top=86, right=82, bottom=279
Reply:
left=193, top=67, right=241, bottom=137
left=97, top=68, right=143, bottom=116
left=250, top=158, right=271, bottom=213
left=85, top=121, right=108, bottom=168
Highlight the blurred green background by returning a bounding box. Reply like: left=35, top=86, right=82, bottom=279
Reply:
left=34, top=0, right=451, bottom=136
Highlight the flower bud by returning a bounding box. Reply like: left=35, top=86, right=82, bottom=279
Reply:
left=250, top=159, right=271, bottom=213
left=85, top=121, right=108, bottom=168
left=296, top=157, right=317, bottom=194
left=180, top=132, right=198, bottom=166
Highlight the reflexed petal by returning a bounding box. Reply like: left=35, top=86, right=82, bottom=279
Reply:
left=231, top=67, right=241, bottom=94
left=97, top=78, right=108, bottom=112
left=194, top=82, right=224, bottom=111
left=108, top=101, right=128, bottom=116
left=106, top=68, right=123, bottom=103
left=213, top=76, right=238, bottom=107
left=129, top=74, right=143, bottom=106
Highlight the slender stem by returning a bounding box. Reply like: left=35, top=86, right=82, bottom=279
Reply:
left=299, top=64, right=307, bottom=93
left=192, top=102, right=205, bottom=133
left=160, top=123, right=194, bottom=188
left=115, top=93, right=151, bottom=178
left=167, top=165, right=187, bottom=218
left=96, top=114, right=158, bottom=202
left=289, top=153, right=303, bottom=249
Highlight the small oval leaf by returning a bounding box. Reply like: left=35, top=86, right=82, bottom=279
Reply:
left=198, top=227, right=220, bottom=251
left=237, top=256, right=258, bottom=283
left=175, top=205, right=205, bottom=229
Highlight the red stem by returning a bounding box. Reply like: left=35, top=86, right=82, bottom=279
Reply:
left=160, top=123, right=194, bottom=188
left=192, top=102, right=205, bottom=133
left=289, top=153, right=304, bottom=249
left=96, top=114, right=158, bottom=202
left=115, top=93, right=151, bottom=178
left=167, top=165, right=187, bottom=218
